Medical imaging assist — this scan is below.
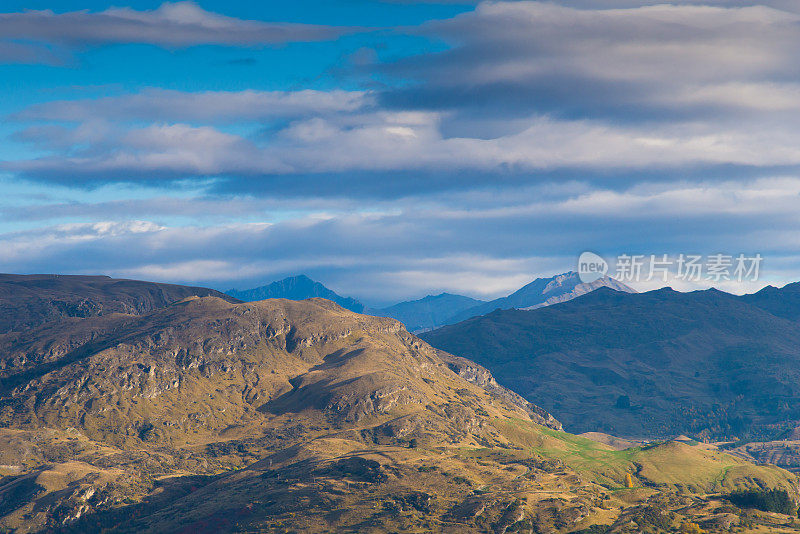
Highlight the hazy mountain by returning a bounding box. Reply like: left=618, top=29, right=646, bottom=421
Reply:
left=0, top=291, right=793, bottom=532
left=226, top=274, right=365, bottom=313
left=444, top=271, right=635, bottom=325
left=371, top=292, right=485, bottom=333
left=0, top=273, right=237, bottom=335
left=422, top=285, right=800, bottom=441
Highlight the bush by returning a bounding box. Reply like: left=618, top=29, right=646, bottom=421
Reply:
left=726, top=489, right=795, bottom=515
left=615, top=395, right=631, bottom=409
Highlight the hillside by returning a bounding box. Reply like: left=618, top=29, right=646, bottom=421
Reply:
left=0, top=296, right=559, bottom=448
left=372, top=293, right=485, bottom=333
left=0, top=294, right=795, bottom=532
left=226, top=274, right=365, bottom=313
left=422, top=286, right=800, bottom=441
left=0, top=274, right=237, bottom=334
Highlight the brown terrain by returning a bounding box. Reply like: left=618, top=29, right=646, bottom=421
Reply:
left=0, top=276, right=796, bottom=532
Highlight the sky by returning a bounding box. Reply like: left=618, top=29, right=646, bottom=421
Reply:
left=2, top=0, right=800, bottom=305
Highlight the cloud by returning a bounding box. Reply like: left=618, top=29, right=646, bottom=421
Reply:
left=10, top=2, right=800, bottom=193
left=16, top=89, right=372, bottom=123
left=10, top=109, right=800, bottom=191
left=381, top=1, right=800, bottom=128
left=0, top=1, right=360, bottom=63
left=0, top=41, right=65, bottom=64
left=2, top=175, right=800, bottom=302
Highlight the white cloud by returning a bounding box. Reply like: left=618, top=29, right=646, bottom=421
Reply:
left=12, top=112, right=800, bottom=184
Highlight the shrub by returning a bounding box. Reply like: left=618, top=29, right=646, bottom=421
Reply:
left=726, top=489, right=794, bottom=515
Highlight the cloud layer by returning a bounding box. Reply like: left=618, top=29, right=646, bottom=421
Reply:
left=9, top=2, right=800, bottom=190
left=2, top=176, right=798, bottom=303
left=3, top=0, right=800, bottom=301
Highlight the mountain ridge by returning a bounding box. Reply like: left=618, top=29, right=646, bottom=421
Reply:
left=422, top=283, right=800, bottom=442
left=228, top=271, right=636, bottom=333
left=0, top=273, right=238, bottom=335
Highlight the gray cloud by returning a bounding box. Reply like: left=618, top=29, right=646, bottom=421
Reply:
left=9, top=2, right=800, bottom=193
left=0, top=1, right=360, bottom=63
left=16, top=89, right=372, bottom=123
left=381, top=1, right=800, bottom=129
left=9, top=109, right=800, bottom=192
left=0, top=41, right=66, bottom=65
left=5, top=0, right=800, bottom=300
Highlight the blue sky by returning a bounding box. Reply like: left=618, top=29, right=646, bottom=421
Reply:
left=2, top=0, right=800, bottom=305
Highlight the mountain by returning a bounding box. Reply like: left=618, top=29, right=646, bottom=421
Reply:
left=742, top=281, right=800, bottom=321
left=371, top=293, right=485, bottom=333
left=224, top=272, right=632, bottom=333
left=226, top=274, right=365, bottom=313
left=421, top=286, right=800, bottom=441
left=0, top=273, right=238, bottom=334
left=0, top=288, right=794, bottom=532
left=0, top=296, right=560, bottom=447
left=444, top=271, right=635, bottom=325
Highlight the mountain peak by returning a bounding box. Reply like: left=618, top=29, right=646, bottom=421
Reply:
left=444, top=271, right=635, bottom=324
left=226, top=275, right=365, bottom=313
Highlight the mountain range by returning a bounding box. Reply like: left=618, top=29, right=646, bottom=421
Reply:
left=0, top=273, right=795, bottom=532
left=228, top=271, right=635, bottom=333
left=422, top=283, right=800, bottom=442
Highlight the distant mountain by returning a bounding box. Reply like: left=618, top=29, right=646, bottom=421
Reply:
left=444, top=271, right=635, bottom=324
left=421, top=285, right=800, bottom=441
left=226, top=274, right=365, bottom=313
left=0, top=273, right=237, bottom=334
left=371, top=293, right=485, bottom=333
